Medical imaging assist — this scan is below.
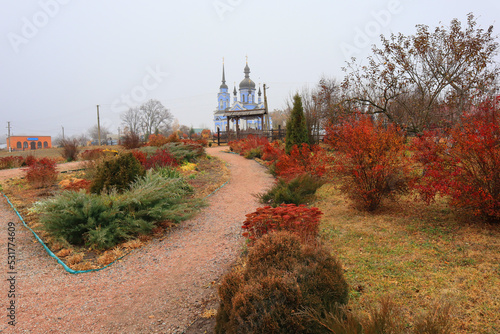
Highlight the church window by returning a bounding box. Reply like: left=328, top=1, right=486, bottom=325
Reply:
left=44, top=141, right=48, bottom=148
left=16, top=142, right=21, bottom=149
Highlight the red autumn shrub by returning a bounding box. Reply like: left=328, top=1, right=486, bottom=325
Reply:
left=0, top=156, right=24, bottom=169
left=273, top=144, right=328, bottom=182
left=261, top=141, right=284, bottom=162
left=24, top=158, right=58, bottom=188
left=144, top=149, right=178, bottom=170
left=325, top=114, right=411, bottom=211
left=147, top=134, right=168, bottom=147
left=412, top=97, right=500, bottom=222
left=131, top=150, right=147, bottom=167
left=229, top=135, right=270, bottom=157
left=24, top=155, right=37, bottom=166
left=242, top=204, right=322, bottom=244
left=121, top=131, right=142, bottom=149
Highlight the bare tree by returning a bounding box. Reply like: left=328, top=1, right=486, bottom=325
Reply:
left=270, top=108, right=290, bottom=129
left=140, top=99, right=173, bottom=138
left=76, top=133, right=90, bottom=146
left=88, top=125, right=111, bottom=144
left=121, top=107, right=142, bottom=135
left=342, top=13, right=499, bottom=133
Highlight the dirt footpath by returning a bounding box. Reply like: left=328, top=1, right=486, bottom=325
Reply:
left=0, top=146, right=274, bottom=333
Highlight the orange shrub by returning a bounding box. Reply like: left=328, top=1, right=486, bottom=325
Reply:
left=325, top=114, right=411, bottom=211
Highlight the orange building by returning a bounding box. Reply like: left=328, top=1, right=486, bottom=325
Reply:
left=7, top=136, right=52, bottom=151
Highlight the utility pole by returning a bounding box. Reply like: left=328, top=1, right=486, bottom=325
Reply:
left=62, top=126, right=65, bottom=140
left=97, top=105, right=101, bottom=146
left=263, top=84, right=270, bottom=131
left=118, top=127, right=121, bottom=145
left=6, top=121, right=11, bottom=152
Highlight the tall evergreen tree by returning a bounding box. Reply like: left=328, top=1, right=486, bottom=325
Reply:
left=285, top=94, right=309, bottom=153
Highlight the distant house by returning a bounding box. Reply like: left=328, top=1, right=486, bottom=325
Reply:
left=7, top=136, right=52, bottom=151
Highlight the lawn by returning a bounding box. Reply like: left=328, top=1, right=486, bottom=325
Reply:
left=315, top=183, right=500, bottom=333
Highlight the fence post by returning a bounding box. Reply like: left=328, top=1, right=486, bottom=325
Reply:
left=217, top=128, right=220, bottom=146
left=278, top=125, right=281, bottom=141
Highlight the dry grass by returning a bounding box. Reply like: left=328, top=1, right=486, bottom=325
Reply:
left=0, top=145, right=122, bottom=160
left=66, top=253, right=84, bottom=266
left=71, top=262, right=97, bottom=271
left=97, top=247, right=125, bottom=266
left=55, top=248, right=72, bottom=258
left=315, top=183, right=500, bottom=333
left=201, top=308, right=217, bottom=319
left=121, top=239, right=144, bottom=250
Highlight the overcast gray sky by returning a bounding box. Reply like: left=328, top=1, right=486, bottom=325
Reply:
left=1, top=0, right=499, bottom=139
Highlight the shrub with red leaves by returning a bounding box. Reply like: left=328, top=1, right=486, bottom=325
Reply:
left=242, top=204, right=322, bottom=244
left=261, top=141, right=284, bottom=162
left=24, top=158, right=58, bottom=188
left=325, top=114, right=411, bottom=211
left=144, top=149, right=179, bottom=170
left=0, top=156, right=24, bottom=169
left=24, top=155, right=37, bottom=166
left=412, top=97, right=500, bottom=222
left=273, top=144, right=328, bottom=182
left=229, top=135, right=270, bottom=157
left=131, top=150, right=147, bottom=167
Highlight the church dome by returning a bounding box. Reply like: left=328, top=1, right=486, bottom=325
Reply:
left=239, top=77, right=255, bottom=89
left=239, top=62, right=256, bottom=89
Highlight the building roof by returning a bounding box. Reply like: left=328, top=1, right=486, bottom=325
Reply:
left=239, top=62, right=256, bottom=90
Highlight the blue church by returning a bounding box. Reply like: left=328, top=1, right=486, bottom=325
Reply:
left=213, top=61, right=270, bottom=132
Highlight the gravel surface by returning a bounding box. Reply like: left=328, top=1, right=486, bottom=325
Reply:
left=0, top=146, right=274, bottom=333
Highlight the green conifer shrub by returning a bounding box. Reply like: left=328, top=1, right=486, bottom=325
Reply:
left=285, top=94, right=309, bottom=154
left=258, top=173, right=325, bottom=207
left=38, top=172, right=202, bottom=249
left=90, top=153, right=145, bottom=194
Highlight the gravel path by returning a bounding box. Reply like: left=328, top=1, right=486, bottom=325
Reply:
left=0, top=146, right=274, bottom=333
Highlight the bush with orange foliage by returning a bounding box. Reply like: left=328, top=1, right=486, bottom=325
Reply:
left=325, top=114, right=411, bottom=211
left=147, top=134, right=168, bottom=147
left=59, top=178, right=92, bottom=192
